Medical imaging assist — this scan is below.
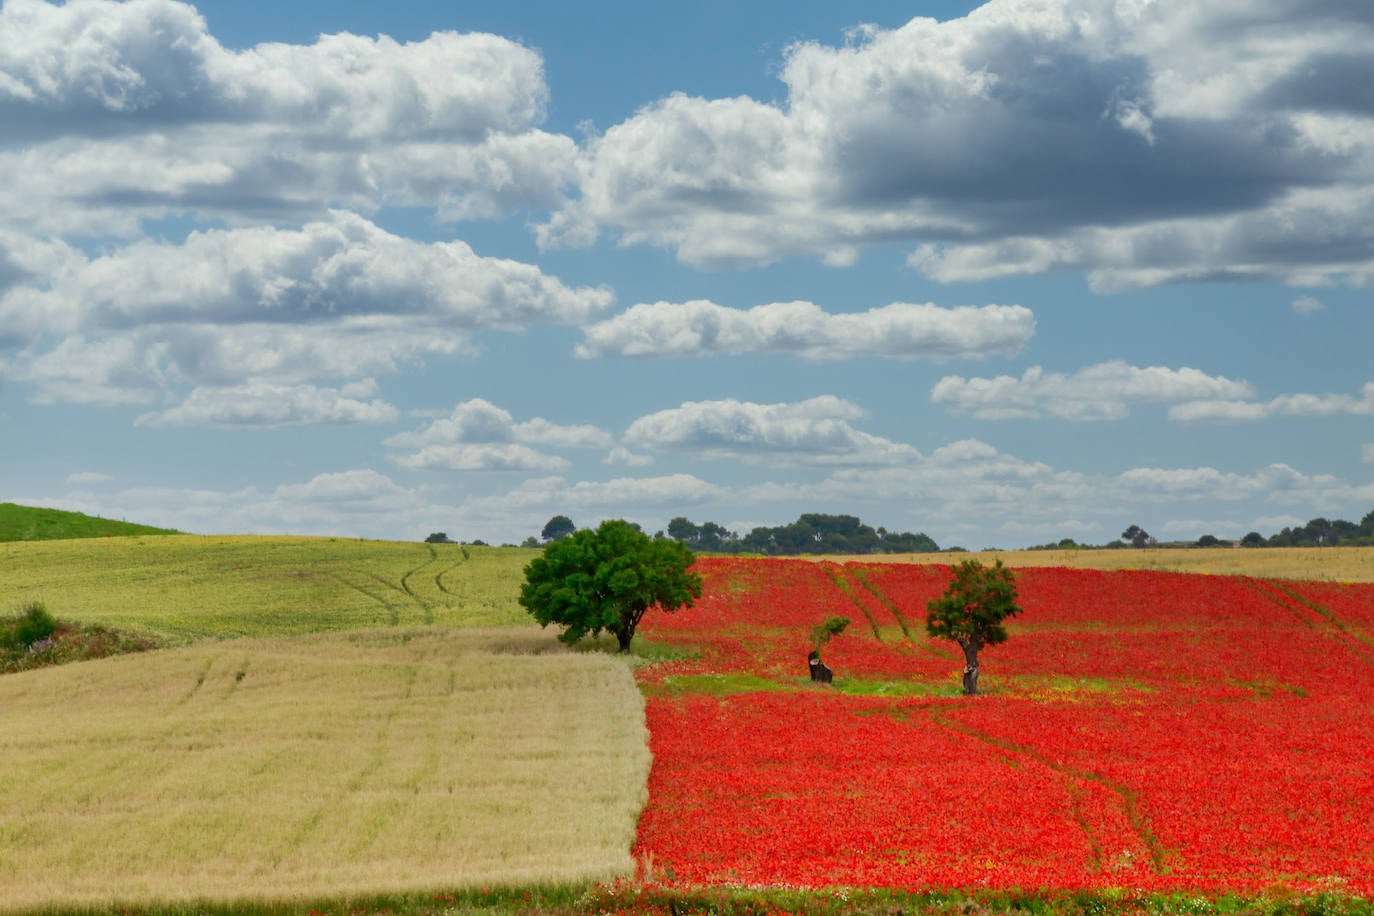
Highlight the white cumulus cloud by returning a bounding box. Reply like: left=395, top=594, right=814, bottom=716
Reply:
left=576, top=300, right=1033, bottom=360
left=932, top=361, right=1254, bottom=420
left=625, top=396, right=919, bottom=465
left=1170, top=382, right=1374, bottom=423
left=385, top=398, right=612, bottom=471
left=548, top=0, right=1374, bottom=288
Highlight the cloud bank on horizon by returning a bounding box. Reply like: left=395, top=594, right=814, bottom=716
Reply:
left=2, top=0, right=1372, bottom=548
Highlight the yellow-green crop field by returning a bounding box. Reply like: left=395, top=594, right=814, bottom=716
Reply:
left=0, top=536, right=651, bottom=911
left=0, top=535, right=538, bottom=642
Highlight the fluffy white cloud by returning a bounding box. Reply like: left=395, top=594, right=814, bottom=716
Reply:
left=932, top=361, right=1254, bottom=420
left=5, top=212, right=611, bottom=338
left=1292, top=296, right=1325, bottom=315
left=1170, top=382, right=1374, bottom=423
left=468, top=473, right=725, bottom=512
left=551, top=0, right=1374, bottom=287
left=135, top=380, right=398, bottom=428
left=3, top=320, right=469, bottom=407
left=0, top=0, right=576, bottom=234
left=384, top=398, right=612, bottom=471
left=393, top=443, right=570, bottom=473
left=1112, top=463, right=1354, bottom=505
left=602, top=447, right=653, bottom=467
left=38, top=469, right=449, bottom=539
left=625, top=396, right=919, bottom=465
left=576, top=300, right=1033, bottom=360
left=0, top=214, right=611, bottom=414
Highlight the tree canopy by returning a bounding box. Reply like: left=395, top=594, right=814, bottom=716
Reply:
left=926, top=559, right=1023, bottom=696
left=664, top=512, right=938, bottom=555
left=540, top=515, right=576, bottom=543
left=519, top=519, right=702, bottom=652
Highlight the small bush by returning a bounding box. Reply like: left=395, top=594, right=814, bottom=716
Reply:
left=13, top=601, right=58, bottom=647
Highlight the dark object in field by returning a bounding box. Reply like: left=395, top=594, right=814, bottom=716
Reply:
left=808, top=654, right=833, bottom=684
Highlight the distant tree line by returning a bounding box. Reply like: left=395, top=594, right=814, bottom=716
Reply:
left=661, top=513, right=939, bottom=555
left=1025, top=510, right=1374, bottom=551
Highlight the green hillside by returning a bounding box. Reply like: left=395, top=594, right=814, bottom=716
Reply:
left=0, top=502, right=180, bottom=541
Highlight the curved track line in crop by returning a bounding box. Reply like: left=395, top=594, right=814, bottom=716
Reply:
left=178, top=654, right=221, bottom=704
left=399, top=549, right=441, bottom=624
left=849, top=567, right=916, bottom=640
left=849, top=569, right=956, bottom=660
left=262, top=669, right=417, bottom=874
left=929, top=709, right=1169, bottom=875
left=433, top=544, right=474, bottom=596
left=434, top=558, right=466, bottom=596
left=822, top=564, right=884, bottom=641
left=346, top=566, right=440, bottom=626
left=333, top=572, right=404, bottom=626
left=1245, top=578, right=1374, bottom=665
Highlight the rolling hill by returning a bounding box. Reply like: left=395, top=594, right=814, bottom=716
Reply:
left=0, top=502, right=179, bottom=542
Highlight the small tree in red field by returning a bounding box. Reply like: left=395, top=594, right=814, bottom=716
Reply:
left=926, top=559, right=1022, bottom=695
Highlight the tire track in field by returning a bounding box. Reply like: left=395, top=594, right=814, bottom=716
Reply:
left=433, top=545, right=469, bottom=596
left=847, top=568, right=957, bottom=661
left=332, top=572, right=404, bottom=626
left=928, top=708, right=1168, bottom=875
left=1244, top=578, right=1374, bottom=666
left=849, top=567, right=917, bottom=640
left=821, top=564, right=885, bottom=641
left=263, top=666, right=420, bottom=874
left=399, top=546, right=440, bottom=624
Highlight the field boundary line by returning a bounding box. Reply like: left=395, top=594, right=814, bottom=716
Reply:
left=928, top=709, right=1169, bottom=875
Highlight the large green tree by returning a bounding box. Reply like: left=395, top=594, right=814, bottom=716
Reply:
left=519, top=519, right=702, bottom=653
left=926, top=559, right=1023, bottom=696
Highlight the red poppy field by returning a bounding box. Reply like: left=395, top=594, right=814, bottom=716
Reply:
left=633, top=559, right=1374, bottom=895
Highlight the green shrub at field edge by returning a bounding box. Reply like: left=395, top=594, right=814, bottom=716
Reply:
left=0, top=603, right=159, bottom=673
left=2, top=600, right=56, bottom=648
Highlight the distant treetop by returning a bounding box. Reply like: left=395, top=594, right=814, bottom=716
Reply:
left=664, top=512, right=938, bottom=556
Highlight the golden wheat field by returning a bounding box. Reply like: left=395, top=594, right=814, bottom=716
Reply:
left=831, top=545, right=1374, bottom=582
left=0, top=627, right=649, bottom=911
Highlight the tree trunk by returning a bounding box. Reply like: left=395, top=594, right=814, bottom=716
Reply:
left=961, top=640, right=981, bottom=696
left=616, top=628, right=633, bottom=653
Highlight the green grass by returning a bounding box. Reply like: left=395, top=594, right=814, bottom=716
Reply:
left=0, top=502, right=179, bottom=541
left=0, top=535, right=537, bottom=643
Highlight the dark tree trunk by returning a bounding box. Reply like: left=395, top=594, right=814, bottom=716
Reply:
left=961, top=640, right=981, bottom=695
left=616, top=629, right=633, bottom=653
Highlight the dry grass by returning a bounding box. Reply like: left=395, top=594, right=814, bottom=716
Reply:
left=828, top=546, right=1374, bottom=582
left=0, top=627, right=649, bottom=911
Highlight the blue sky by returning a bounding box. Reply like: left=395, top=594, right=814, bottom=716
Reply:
left=2, top=0, right=1373, bottom=548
